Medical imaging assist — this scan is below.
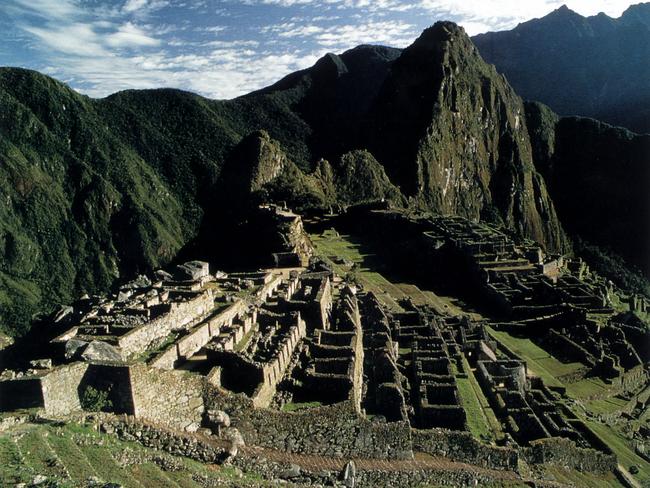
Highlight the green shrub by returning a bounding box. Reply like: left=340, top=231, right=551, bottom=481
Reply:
left=80, top=386, right=113, bottom=412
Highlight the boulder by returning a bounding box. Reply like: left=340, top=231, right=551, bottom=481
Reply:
left=223, top=427, right=245, bottom=460
left=120, top=275, right=152, bottom=290
left=65, top=339, right=88, bottom=360
left=53, top=305, right=73, bottom=323
left=174, top=261, right=210, bottom=281
left=278, top=464, right=302, bottom=479
left=342, top=460, right=356, bottom=488
left=117, top=290, right=133, bottom=302
left=29, top=359, right=52, bottom=370
left=207, top=409, right=231, bottom=428
left=31, top=474, right=48, bottom=485
left=81, top=340, right=122, bottom=363
left=155, top=269, right=174, bottom=281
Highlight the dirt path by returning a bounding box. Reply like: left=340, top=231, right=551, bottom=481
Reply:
left=239, top=445, right=522, bottom=481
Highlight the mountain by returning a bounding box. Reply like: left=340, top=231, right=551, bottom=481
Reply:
left=364, top=23, right=566, bottom=251
left=0, top=20, right=644, bottom=336
left=526, top=102, right=650, bottom=280
left=473, top=3, right=650, bottom=134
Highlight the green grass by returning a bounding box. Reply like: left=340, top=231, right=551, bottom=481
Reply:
left=564, top=377, right=610, bottom=399
left=542, top=465, right=625, bottom=487
left=582, top=396, right=629, bottom=415
left=456, top=377, right=493, bottom=439
left=312, top=230, right=467, bottom=315
left=456, top=356, right=503, bottom=441
left=310, top=231, right=403, bottom=309
left=585, top=420, right=650, bottom=486
left=15, top=429, right=68, bottom=479
left=130, top=462, right=180, bottom=488
left=487, top=327, right=584, bottom=387
left=1, top=421, right=292, bottom=488
left=84, top=444, right=142, bottom=487
left=0, top=436, right=29, bottom=485
left=45, top=431, right=99, bottom=481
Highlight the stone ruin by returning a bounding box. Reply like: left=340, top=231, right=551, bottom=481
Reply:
left=343, top=208, right=650, bottom=395
left=0, top=204, right=641, bottom=480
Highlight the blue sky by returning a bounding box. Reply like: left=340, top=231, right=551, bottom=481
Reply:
left=0, top=0, right=639, bottom=99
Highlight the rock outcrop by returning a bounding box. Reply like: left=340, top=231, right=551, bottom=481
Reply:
left=366, top=22, right=568, bottom=252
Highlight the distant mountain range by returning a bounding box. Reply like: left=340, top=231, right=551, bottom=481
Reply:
left=473, top=3, right=650, bottom=134
left=0, top=20, right=647, bottom=336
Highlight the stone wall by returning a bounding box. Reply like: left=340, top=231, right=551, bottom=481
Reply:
left=207, top=391, right=413, bottom=459
left=81, top=363, right=134, bottom=414
left=101, top=415, right=226, bottom=463
left=41, top=362, right=89, bottom=416
left=118, top=290, right=214, bottom=358
left=522, top=437, right=617, bottom=473
left=411, top=429, right=519, bottom=471
left=313, top=277, right=333, bottom=331
left=129, top=363, right=206, bottom=431
left=253, top=316, right=306, bottom=408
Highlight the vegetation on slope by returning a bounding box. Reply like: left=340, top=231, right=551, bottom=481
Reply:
left=526, top=101, right=650, bottom=283
left=0, top=20, right=646, bottom=335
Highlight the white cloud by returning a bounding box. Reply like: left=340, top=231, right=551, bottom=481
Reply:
left=123, top=0, right=149, bottom=13
left=264, top=19, right=416, bottom=49
left=22, top=23, right=108, bottom=57
left=106, top=22, right=161, bottom=47
left=8, top=0, right=80, bottom=20
left=122, top=0, right=170, bottom=16
left=6, top=0, right=641, bottom=100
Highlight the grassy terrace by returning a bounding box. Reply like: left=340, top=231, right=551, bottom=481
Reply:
left=541, top=466, right=625, bottom=488
left=310, top=230, right=469, bottom=315
left=584, top=420, right=650, bottom=486
left=455, top=357, right=504, bottom=442
left=486, top=328, right=649, bottom=486
left=486, top=326, right=585, bottom=389
left=486, top=326, right=621, bottom=401
left=0, top=421, right=274, bottom=487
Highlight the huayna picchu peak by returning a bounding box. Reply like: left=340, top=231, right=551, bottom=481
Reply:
left=0, top=10, right=649, bottom=488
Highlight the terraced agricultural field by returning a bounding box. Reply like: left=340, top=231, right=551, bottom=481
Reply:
left=310, top=230, right=469, bottom=315
left=455, top=357, right=504, bottom=442
left=0, top=421, right=279, bottom=488
left=486, top=327, right=585, bottom=388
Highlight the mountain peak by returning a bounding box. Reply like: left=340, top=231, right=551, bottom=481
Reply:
left=547, top=4, right=581, bottom=19
left=621, top=2, right=650, bottom=27
left=415, top=21, right=467, bottom=46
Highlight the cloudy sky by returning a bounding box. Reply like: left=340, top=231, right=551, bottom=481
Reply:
left=0, top=0, right=639, bottom=99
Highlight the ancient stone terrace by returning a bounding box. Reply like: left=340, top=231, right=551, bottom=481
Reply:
left=475, top=356, right=595, bottom=449
left=359, top=293, right=409, bottom=422
left=392, top=312, right=467, bottom=430
left=349, top=208, right=648, bottom=391
left=49, top=262, right=221, bottom=363
left=160, top=269, right=335, bottom=408
left=300, top=286, right=364, bottom=409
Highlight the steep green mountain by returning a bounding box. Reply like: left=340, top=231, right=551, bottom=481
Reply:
left=0, top=55, right=404, bottom=335
left=526, top=102, right=650, bottom=281
left=364, top=22, right=567, bottom=252
left=473, top=3, right=650, bottom=134
left=1, top=20, right=644, bottom=336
